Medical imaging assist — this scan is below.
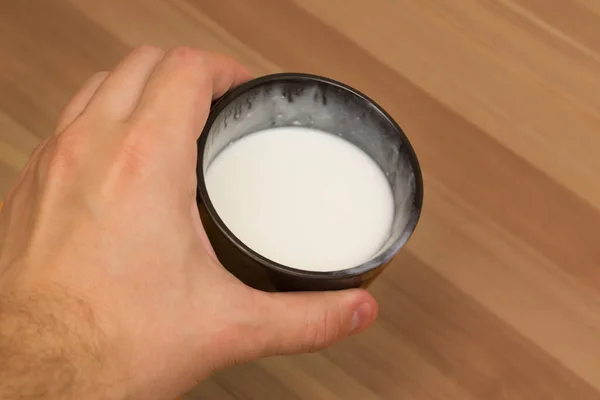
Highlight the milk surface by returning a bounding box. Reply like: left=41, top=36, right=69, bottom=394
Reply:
left=205, top=127, right=394, bottom=272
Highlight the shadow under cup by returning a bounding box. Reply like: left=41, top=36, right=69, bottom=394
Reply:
left=196, top=73, right=423, bottom=292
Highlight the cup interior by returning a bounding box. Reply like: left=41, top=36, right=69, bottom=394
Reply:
left=199, top=73, right=423, bottom=274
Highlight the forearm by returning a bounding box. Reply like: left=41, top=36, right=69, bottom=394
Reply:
left=0, top=287, right=124, bottom=399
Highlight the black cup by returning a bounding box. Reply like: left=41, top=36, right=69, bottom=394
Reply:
left=196, top=73, right=423, bottom=292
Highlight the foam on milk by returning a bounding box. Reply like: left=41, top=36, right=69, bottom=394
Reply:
left=205, top=126, right=395, bottom=272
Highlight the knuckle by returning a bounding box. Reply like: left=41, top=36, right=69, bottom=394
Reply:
left=45, top=135, right=81, bottom=177
left=167, top=46, right=206, bottom=65
left=117, top=145, right=147, bottom=176
left=115, top=133, right=155, bottom=177
left=55, top=132, right=80, bottom=155
left=126, top=118, right=157, bottom=154
left=305, top=302, right=344, bottom=353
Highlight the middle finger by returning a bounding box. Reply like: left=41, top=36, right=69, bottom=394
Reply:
left=84, top=46, right=165, bottom=123
left=131, top=47, right=251, bottom=147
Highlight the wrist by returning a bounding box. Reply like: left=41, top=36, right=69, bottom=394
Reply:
left=0, top=284, right=128, bottom=399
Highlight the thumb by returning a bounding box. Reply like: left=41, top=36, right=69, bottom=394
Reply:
left=254, top=289, right=378, bottom=357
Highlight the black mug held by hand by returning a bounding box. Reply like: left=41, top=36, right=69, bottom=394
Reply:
left=196, top=73, right=423, bottom=292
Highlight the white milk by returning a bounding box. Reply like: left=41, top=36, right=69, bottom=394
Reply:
left=205, top=127, right=394, bottom=272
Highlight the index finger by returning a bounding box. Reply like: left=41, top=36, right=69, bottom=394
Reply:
left=132, top=47, right=252, bottom=143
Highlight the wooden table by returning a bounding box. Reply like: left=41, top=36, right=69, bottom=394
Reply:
left=1, top=1, right=600, bottom=399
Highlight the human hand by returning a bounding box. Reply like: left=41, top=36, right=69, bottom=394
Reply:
left=0, top=47, right=378, bottom=400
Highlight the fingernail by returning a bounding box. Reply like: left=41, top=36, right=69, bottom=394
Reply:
left=350, top=303, right=372, bottom=334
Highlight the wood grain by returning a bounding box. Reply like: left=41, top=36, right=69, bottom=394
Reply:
left=1, top=1, right=599, bottom=399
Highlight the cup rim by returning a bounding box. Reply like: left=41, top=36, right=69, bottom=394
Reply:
left=197, top=72, right=424, bottom=280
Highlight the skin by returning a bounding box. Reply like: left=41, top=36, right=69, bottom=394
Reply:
left=0, top=46, right=378, bottom=400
